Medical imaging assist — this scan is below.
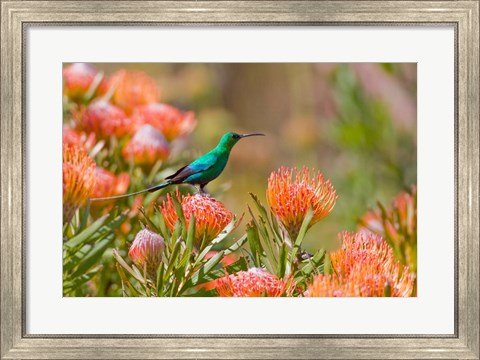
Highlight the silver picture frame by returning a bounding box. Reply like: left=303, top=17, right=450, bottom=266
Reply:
left=1, top=1, right=478, bottom=358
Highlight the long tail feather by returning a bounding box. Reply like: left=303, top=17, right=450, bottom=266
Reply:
left=90, top=182, right=170, bottom=201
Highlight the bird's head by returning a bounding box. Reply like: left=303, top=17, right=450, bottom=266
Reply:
left=219, top=131, right=265, bottom=149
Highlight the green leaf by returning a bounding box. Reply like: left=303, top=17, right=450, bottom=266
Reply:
left=112, top=249, right=146, bottom=285
left=172, top=195, right=187, bottom=239
left=249, top=193, right=283, bottom=246
left=154, top=208, right=170, bottom=240
left=247, top=206, right=277, bottom=272
left=246, top=221, right=262, bottom=266
left=186, top=213, right=196, bottom=253
left=192, top=257, right=249, bottom=288
left=139, top=207, right=160, bottom=233
left=184, top=287, right=218, bottom=297
left=298, top=249, right=326, bottom=278
left=63, top=268, right=99, bottom=293
left=65, top=212, right=126, bottom=251
left=79, top=199, right=91, bottom=232
left=64, top=214, right=109, bottom=250
left=164, top=238, right=183, bottom=280
left=193, top=218, right=238, bottom=267
left=156, top=264, right=165, bottom=296
left=116, top=262, right=142, bottom=296
left=323, top=253, right=332, bottom=275
left=182, top=251, right=224, bottom=290
left=223, top=235, right=248, bottom=257
left=277, top=241, right=288, bottom=278
left=63, top=244, right=91, bottom=272
left=70, top=234, right=115, bottom=277
left=384, top=281, right=392, bottom=297
left=290, top=207, right=314, bottom=265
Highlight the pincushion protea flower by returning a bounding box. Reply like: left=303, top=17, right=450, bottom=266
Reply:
left=122, top=124, right=170, bottom=166
left=128, top=228, right=165, bottom=276
left=304, top=232, right=414, bottom=297
left=159, top=192, right=234, bottom=249
left=109, top=70, right=160, bottom=114
left=131, top=103, right=196, bottom=141
left=267, top=166, right=337, bottom=239
left=63, top=144, right=96, bottom=223
left=359, top=186, right=417, bottom=273
left=216, top=268, right=292, bottom=297
left=90, top=167, right=130, bottom=208
left=74, top=100, right=132, bottom=139
left=63, top=126, right=96, bottom=151
left=63, top=63, right=107, bottom=101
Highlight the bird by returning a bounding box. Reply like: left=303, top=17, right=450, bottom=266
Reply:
left=90, top=131, right=265, bottom=201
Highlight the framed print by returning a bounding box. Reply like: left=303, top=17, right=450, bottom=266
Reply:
left=1, top=1, right=479, bottom=359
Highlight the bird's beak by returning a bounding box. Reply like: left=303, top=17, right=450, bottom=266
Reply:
left=239, top=133, right=265, bottom=138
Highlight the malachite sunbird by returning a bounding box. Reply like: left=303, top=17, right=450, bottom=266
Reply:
left=91, top=131, right=265, bottom=201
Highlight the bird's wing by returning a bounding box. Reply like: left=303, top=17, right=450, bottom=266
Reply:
left=165, top=153, right=218, bottom=182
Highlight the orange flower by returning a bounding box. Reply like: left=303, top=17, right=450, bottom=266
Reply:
left=359, top=186, right=417, bottom=273
left=109, top=70, right=160, bottom=114
left=216, top=268, right=292, bottom=297
left=159, top=192, right=234, bottom=249
left=305, top=232, right=414, bottom=297
left=128, top=229, right=165, bottom=276
left=90, top=167, right=130, bottom=209
left=122, top=124, right=170, bottom=166
left=63, top=144, right=96, bottom=223
left=131, top=103, right=196, bottom=141
left=75, top=100, right=132, bottom=139
left=63, top=63, right=107, bottom=101
left=63, top=126, right=96, bottom=151
left=267, top=167, right=337, bottom=239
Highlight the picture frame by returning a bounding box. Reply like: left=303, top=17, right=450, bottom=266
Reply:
left=1, top=1, right=478, bottom=358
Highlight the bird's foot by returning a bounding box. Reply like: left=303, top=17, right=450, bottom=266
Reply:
left=196, top=187, right=211, bottom=197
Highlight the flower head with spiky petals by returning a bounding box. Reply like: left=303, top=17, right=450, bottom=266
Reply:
left=63, top=144, right=96, bottom=223
left=359, top=186, right=417, bottom=273
left=63, top=126, right=96, bottom=151
left=90, top=167, right=130, bottom=210
left=304, top=232, right=414, bottom=297
left=267, top=166, right=337, bottom=239
left=159, top=191, right=234, bottom=249
left=216, top=268, right=292, bottom=297
left=109, top=70, right=160, bottom=114
left=63, top=63, right=107, bottom=102
left=122, top=124, right=170, bottom=166
left=128, top=229, right=165, bottom=277
left=131, top=103, right=196, bottom=141
left=74, top=100, right=132, bottom=139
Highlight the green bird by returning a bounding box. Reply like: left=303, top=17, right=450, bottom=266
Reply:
left=91, top=131, right=265, bottom=201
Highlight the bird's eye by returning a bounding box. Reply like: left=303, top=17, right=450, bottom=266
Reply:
left=232, top=134, right=240, bottom=139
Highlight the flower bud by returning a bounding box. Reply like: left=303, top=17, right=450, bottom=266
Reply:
left=122, top=124, right=170, bottom=166
left=128, top=229, right=165, bottom=276
left=131, top=103, right=196, bottom=141
left=63, top=63, right=107, bottom=101
left=109, top=70, right=160, bottom=114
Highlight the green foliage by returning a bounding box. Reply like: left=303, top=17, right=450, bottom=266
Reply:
left=246, top=193, right=326, bottom=292
left=63, top=210, right=127, bottom=295
left=113, top=212, right=247, bottom=297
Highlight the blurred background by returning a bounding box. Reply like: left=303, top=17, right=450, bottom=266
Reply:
left=89, top=63, right=417, bottom=252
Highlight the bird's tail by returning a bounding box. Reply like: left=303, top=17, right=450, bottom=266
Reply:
left=90, top=182, right=170, bottom=202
